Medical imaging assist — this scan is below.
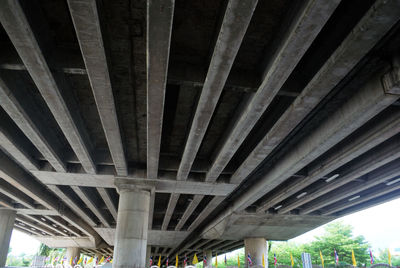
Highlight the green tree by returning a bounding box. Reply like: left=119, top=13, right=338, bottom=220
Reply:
left=375, top=248, right=400, bottom=266
left=38, top=243, right=51, bottom=256
left=304, top=221, right=370, bottom=266
left=269, top=242, right=305, bottom=268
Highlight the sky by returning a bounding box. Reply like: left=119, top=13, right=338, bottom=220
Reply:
left=8, top=198, right=400, bottom=257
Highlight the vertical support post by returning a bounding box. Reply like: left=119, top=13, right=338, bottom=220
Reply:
left=66, top=247, right=80, bottom=264
left=244, top=238, right=268, bottom=268
left=113, top=184, right=151, bottom=268
left=146, top=245, right=151, bottom=268
left=204, top=250, right=213, bottom=268
left=0, top=208, right=16, bottom=267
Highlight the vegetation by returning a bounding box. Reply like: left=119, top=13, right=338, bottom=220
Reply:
left=194, top=221, right=398, bottom=268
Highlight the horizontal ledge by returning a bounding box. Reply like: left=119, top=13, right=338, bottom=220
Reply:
left=32, top=170, right=237, bottom=196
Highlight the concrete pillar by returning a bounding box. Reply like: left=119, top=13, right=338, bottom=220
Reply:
left=244, top=238, right=268, bottom=268
left=204, top=250, right=213, bottom=268
left=146, top=245, right=151, bottom=268
left=0, top=208, right=16, bottom=267
left=66, top=247, right=80, bottom=264
left=95, top=253, right=103, bottom=264
left=113, top=186, right=151, bottom=268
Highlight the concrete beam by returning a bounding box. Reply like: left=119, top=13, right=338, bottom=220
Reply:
left=32, top=170, right=236, bottom=196
left=0, top=112, right=40, bottom=171
left=257, top=108, right=400, bottom=212
left=97, top=188, right=117, bottom=222
left=177, top=0, right=258, bottom=181
left=43, top=216, right=82, bottom=237
left=0, top=77, right=66, bottom=172
left=175, top=195, right=204, bottom=231
left=231, top=0, right=400, bottom=186
left=0, top=180, right=36, bottom=209
left=203, top=63, right=399, bottom=238
left=0, top=0, right=96, bottom=174
left=146, top=0, right=175, bottom=180
left=299, top=159, right=400, bottom=214
left=46, top=185, right=97, bottom=227
left=278, top=137, right=400, bottom=214
left=71, top=186, right=111, bottom=228
left=322, top=182, right=400, bottom=215
left=205, top=0, right=341, bottom=183
left=161, top=193, right=179, bottom=230
left=239, top=68, right=399, bottom=212
left=187, top=196, right=225, bottom=232
left=0, top=208, right=16, bottom=267
left=67, top=0, right=128, bottom=176
left=14, top=223, right=42, bottom=236
left=35, top=236, right=96, bottom=248
left=15, top=216, right=56, bottom=236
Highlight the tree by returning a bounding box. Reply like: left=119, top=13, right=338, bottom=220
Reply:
left=38, top=243, right=51, bottom=256
left=304, top=221, right=370, bottom=266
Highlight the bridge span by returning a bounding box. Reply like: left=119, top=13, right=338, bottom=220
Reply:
left=0, top=0, right=399, bottom=267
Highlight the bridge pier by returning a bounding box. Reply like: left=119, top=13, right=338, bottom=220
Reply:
left=66, top=247, right=80, bottom=264
left=204, top=249, right=213, bottom=268
left=113, top=185, right=151, bottom=268
left=0, top=208, right=16, bottom=267
left=244, top=238, right=268, bottom=268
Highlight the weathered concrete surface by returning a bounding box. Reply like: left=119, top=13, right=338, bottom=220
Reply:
left=113, top=187, right=150, bottom=268
left=66, top=247, right=81, bottom=262
left=67, top=0, right=128, bottom=176
left=0, top=209, right=16, bottom=267
left=244, top=238, right=267, bottom=268
left=35, top=236, right=96, bottom=248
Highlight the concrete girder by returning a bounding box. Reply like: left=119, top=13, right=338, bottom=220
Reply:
left=70, top=186, right=111, bottom=228
left=0, top=0, right=97, bottom=174
left=15, top=216, right=56, bottom=236
left=0, top=193, right=13, bottom=209
left=146, top=0, right=175, bottom=180
left=205, top=0, right=341, bottom=183
left=335, top=189, right=400, bottom=217
left=166, top=0, right=258, bottom=232
left=0, top=77, right=66, bottom=172
left=187, top=196, right=225, bottom=232
left=161, top=193, right=179, bottom=230
left=32, top=170, right=236, bottom=196
left=97, top=188, right=117, bottom=222
left=0, top=180, right=36, bottom=209
left=177, top=0, right=258, bottom=181
left=278, top=136, right=400, bottom=214
left=0, top=112, right=40, bottom=171
left=14, top=223, right=42, bottom=236
left=175, top=195, right=204, bottom=231
left=238, top=69, right=399, bottom=211
left=67, top=0, right=128, bottom=176
left=202, top=61, right=399, bottom=239
left=44, top=216, right=82, bottom=237
left=322, top=182, right=400, bottom=215
left=22, top=215, right=68, bottom=237
left=298, top=159, right=400, bottom=214
left=0, top=152, right=101, bottom=241
left=46, top=185, right=97, bottom=227
left=259, top=107, right=400, bottom=213
left=232, top=0, right=400, bottom=187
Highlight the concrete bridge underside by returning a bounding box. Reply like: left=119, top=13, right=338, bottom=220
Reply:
left=0, top=0, right=399, bottom=267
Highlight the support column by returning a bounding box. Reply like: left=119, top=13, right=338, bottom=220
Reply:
left=113, top=185, right=151, bottom=268
left=146, top=245, right=151, bottom=268
left=0, top=208, right=16, bottom=267
left=244, top=238, right=268, bottom=268
left=66, top=247, right=80, bottom=264
left=204, top=250, right=213, bottom=268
